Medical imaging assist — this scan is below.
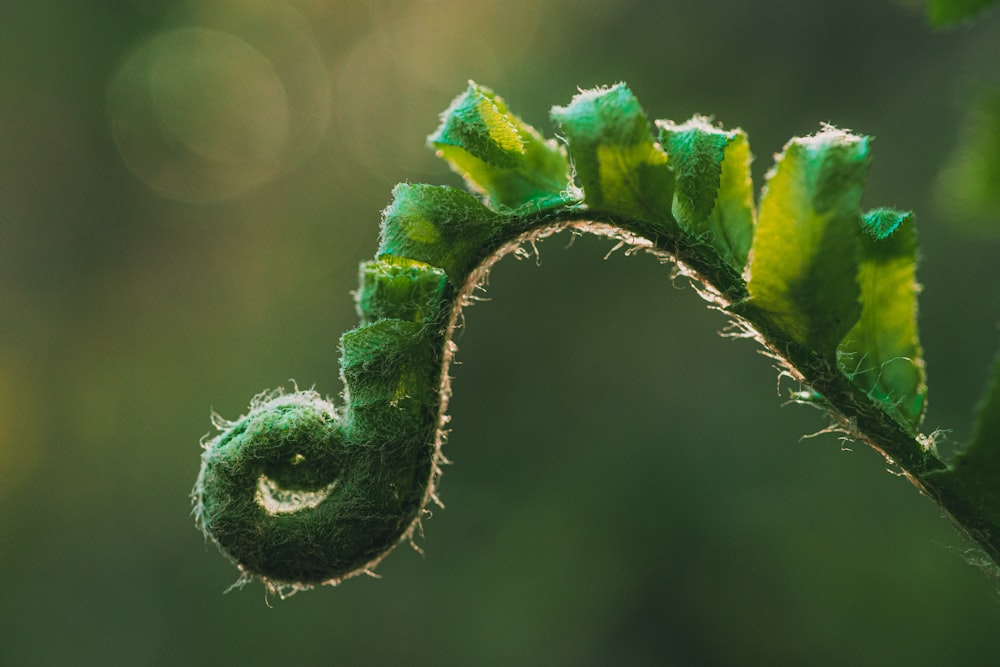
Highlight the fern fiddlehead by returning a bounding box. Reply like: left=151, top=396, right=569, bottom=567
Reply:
left=194, top=81, right=1000, bottom=595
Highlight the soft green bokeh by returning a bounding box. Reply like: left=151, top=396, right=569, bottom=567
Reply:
left=937, top=91, right=1000, bottom=231
left=929, top=0, right=1000, bottom=26
left=3, top=0, right=1000, bottom=665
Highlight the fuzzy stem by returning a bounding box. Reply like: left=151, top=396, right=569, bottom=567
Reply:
left=485, top=205, right=1000, bottom=566
left=195, top=199, right=998, bottom=594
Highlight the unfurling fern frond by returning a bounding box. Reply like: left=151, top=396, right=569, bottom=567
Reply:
left=193, top=81, right=1000, bottom=595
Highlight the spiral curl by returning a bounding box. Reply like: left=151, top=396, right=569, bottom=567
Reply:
left=194, top=258, right=451, bottom=593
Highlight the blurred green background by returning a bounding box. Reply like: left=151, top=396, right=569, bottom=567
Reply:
left=3, top=0, right=1000, bottom=664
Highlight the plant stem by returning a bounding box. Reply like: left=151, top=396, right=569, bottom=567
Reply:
left=474, top=203, right=1000, bottom=568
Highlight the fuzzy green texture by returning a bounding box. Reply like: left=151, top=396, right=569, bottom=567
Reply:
left=379, top=183, right=503, bottom=283
left=357, top=256, right=448, bottom=325
left=194, top=392, right=355, bottom=584
left=740, top=128, right=869, bottom=357
left=194, top=389, right=436, bottom=588
left=428, top=82, right=573, bottom=212
left=196, top=80, right=1000, bottom=592
left=657, top=117, right=755, bottom=271
left=340, top=319, right=440, bottom=421
left=550, top=84, right=676, bottom=230
left=837, top=209, right=926, bottom=431
left=195, top=258, right=450, bottom=591
left=928, top=0, right=999, bottom=26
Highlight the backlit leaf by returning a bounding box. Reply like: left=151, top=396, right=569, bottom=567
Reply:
left=658, top=117, right=755, bottom=272
left=740, top=127, right=870, bottom=357
left=550, top=84, right=675, bottom=230
left=837, top=209, right=925, bottom=430
left=428, top=81, right=572, bottom=212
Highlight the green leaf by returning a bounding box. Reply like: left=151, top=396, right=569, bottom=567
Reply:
left=837, top=209, right=926, bottom=430
left=936, top=90, right=1000, bottom=232
left=550, top=84, right=675, bottom=229
left=428, top=81, right=572, bottom=212
left=740, top=127, right=870, bottom=357
left=928, top=0, right=999, bottom=27
left=356, top=256, right=448, bottom=325
left=341, top=319, right=440, bottom=408
left=658, top=116, right=755, bottom=271
left=378, top=183, right=501, bottom=283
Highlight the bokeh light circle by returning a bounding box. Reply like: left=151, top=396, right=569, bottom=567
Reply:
left=109, top=27, right=291, bottom=203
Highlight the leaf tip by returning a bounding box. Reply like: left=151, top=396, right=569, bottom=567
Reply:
left=861, top=208, right=914, bottom=240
